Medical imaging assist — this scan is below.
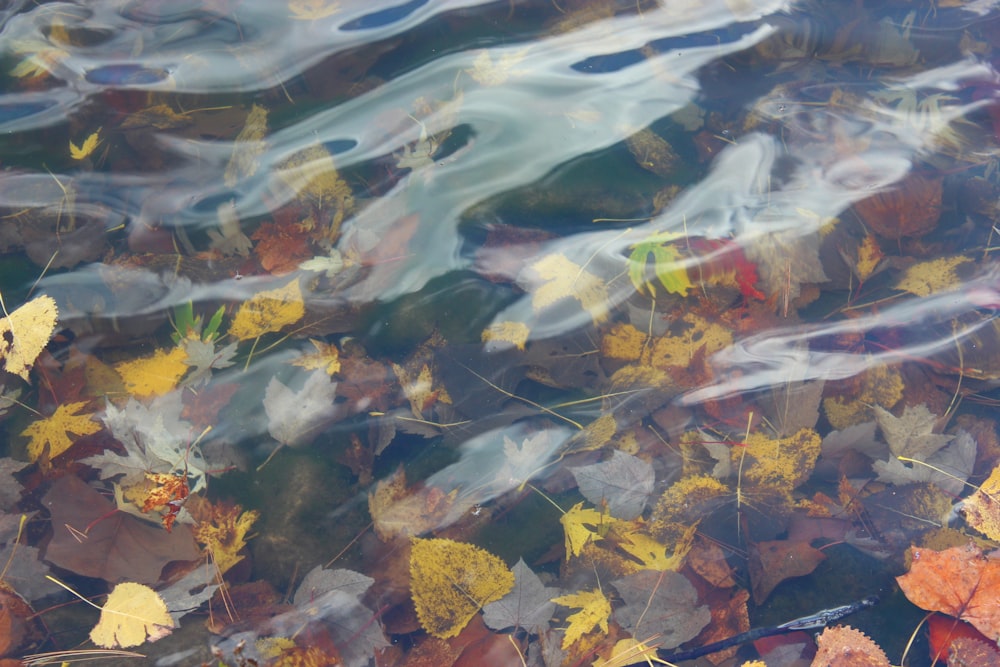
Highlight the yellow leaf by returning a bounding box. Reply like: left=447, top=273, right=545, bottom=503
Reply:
left=552, top=588, right=611, bottom=649
left=527, top=254, right=609, bottom=324
left=392, top=362, right=451, bottom=420
left=229, top=279, right=305, bottom=341
left=190, top=499, right=260, bottom=575
left=561, top=502, right=612, bottom=559
left=224, top=104, right=268, bottom=187
left=409, top=537, right=514, bottom=639
left=291, top=338, right=341, bottom=375
left=0, top=294, right=58, bottom=381
left=855, top=233, right=883, bottom=281
left=618, top=521, right=697, bottom=572
left=89, top=582, right=173, bottom=648
left=601, top=323, right=646, bottom=362
left=69, top=130, right=102, bottom=160
left=289, top=0, right=340, bottom=19
left=23, top=401, right=100, bottom=461
left=114, top=346, right=189, bottom=398
left=895, top=256, right=973, bottom=297
left=735, top=428, right=821, bottom=492
left=466, top=49, right=528, bottom=86
left=274, top=144, right=353, bottom=241
left=481, top=321, right=530, bottom=351
left=596, top=638, right=669, bottom=667
left=822, top=363, right=903, bottom=429
left=963, top=464, right=1000, bottom=541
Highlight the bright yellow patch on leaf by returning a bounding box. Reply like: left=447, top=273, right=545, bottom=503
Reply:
left=23, top=401, right=100, bottom=461
left=823, top=363, right=904, bottom=429
left=597, top=638, right=668, bottom=667
left=409, top=537, right=514, bottom=639
left=0, top=294, right=58, bottom=381
left=652, top=475, right=729, bottom=525
left=482, top=321, right=531, bottom=351
left=552, top=588, right=611, bottom=649
left=291, top=338, right=341, bottom=375
left=392, top=362, right=451, bottom=420
left=601, top=323, right=646, bottom=361
left=650, top=313, right=732, bottom=369
left=895, top=256, right=972, bottom=297
left=855, top=234, right=883, bottom=281
left=229, top=279, right=305, bottom=341
left=90, top=582, right=173, bottom=648
left=115, top=346, right=189, bottom=398
left=289, top=0, right=340, bottom=20
left=191, top=500, right=260, bottom=575
left=963, top=464, right=1000, bottom=541
left=735, top=428, right=821, bottom=492
left=618, top=521, right=697, bottom=572
left=561, top=502, right=613, bottom=559
left=528, top=254, right=609, bottom=324
left=70, top=130, right=102, bottom=160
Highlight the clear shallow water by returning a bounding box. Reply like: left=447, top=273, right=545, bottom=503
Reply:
left=3, top=0, right=1000, bottom=665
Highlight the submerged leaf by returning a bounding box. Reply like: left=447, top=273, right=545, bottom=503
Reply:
left=264, top=371, right=339, bottom=448
left=963, top=463, right=1000, bottom=541
left=561, top=502, right=612, bottom=559
left=570, top=450, right=654, bottom=520
left=812, top=626, right=890, bottom=667
left=524, top=253, right=610, bottom=324
left=90, top=582, right=173, bottom=648
left=114, top=346, right=189, bottom=398
left=229, top=279, right=305, bottom=341
left=612, top=570, right=710, bottom=650
left=482, top=558, right=557, bottom=634
left=23, top=401, right=100, bottom=461
left=0, top=294, right=58, bottom=381
left=552, top=588, right=611, bottom=649
left=409, top=537, right=514, bottom=639
left=224, top=104, right=268, bottom=187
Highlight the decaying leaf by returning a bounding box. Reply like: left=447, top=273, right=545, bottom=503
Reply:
left=466, top=49, right=528, bottom=86
left=570, top=450, right=654, bottom=520
left=874, top=404, right=952, bottom=458
left=368, top=467, right=457, bottom=540
left=895, top=256, right=974, bottom=297
left=823, top=364, right=904, bottom=429
left=291, top=339, right=341, bottom=375
left=735, top=428, right=822, bottom=492
left=273, top=144, right=353, bottom=241
left=748, top=539, right=826, bottom=604
left=896, top=543, right=1000, bottom=642
left=69, top=130, right=101, bottom=160
left=187, top=496, right=259, bottom=575
left=229, top=278, right=305, bottom=341
left=482, top=321, right=531, bottom=351
left=409, top=537, right=514, bottom=639
left=90, top=582, right=173, bottom=648
left=264, top=371, right=339, bottom=448
left=551, top=587, right=612, bottom=649
left=22, top=400, right=100, bottom=461
left=811, top=626, right=890, bottom=667
left=0, top=294, right=58, bottom=381
left=962, top=462, right=1000, bottom=541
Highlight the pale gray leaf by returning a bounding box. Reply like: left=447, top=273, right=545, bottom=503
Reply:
left=264, top=371, right=339, bottom=447
left=612, top=570, right=710, bottom=650
left=483, top=558, right=557, bottom=634
left=874, top=404, right=953, bottom=458
left=160, top=563, right=221, bottom=623
left=294, top=566, right=373, bottom=608
left=570, top=450, right=653, bottom=520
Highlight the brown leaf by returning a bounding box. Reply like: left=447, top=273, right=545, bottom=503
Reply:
left=811, top=626, right=890, bottom=666
left=853, top=171, right=942, bottom=239
left=748, top=538, right=826, bottom=604
left=41, top=475, right=200, bottom=584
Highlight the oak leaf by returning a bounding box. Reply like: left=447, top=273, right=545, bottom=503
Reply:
left=229, top=278, right=305, bottom=341
left=896, top=543, right=1000, bottom=642
left=551, top=588, right=611, bottom=649
left=409, top=537, right=514, bottom=639
left=22, top=401, right=100, bottom=461
left=90, top=582, right=173, bottom=648
left=114, top=346, right=189, bottom=398
left=0, top=294, right=58, bottom=381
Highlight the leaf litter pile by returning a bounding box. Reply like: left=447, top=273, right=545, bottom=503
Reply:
left=4, top=0, right=1000, bottom=666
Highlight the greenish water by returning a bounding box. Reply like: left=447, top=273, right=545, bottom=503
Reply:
left=2, top=0, right=1000, bottom=666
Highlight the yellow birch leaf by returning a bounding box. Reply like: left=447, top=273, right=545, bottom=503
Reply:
left=552, top=588, right=611, bottom=649
left=114, top=346, right=189, bottom=398
left=963, top=463, right=1000, bottom=541
left=735, top=428, right=821, bottom=492
left=23, top=401, right=101, bottom=461
left=527, top=253, right=609, bottom=324
left=823, top=363, right=903, bottom=429
left=481, top=321, right=530, bottom=351
left=225, top=104, right=268, bottom=187
left=229, top=279, right=305, bottom=341
left=561, top=502, right=611, bottom=559
left=289, top=0, right=340, bottom=20
left=601, top=323, right=646, bottom=361
left=409, top=537, right=514, bottom=639
left=291, top=338, right=341, bottom=375
left=895, top=256, right=973, bottom=297
left=89, top=582, right=173, bottom=648
left=0, top=294, right=58, bottom=381
left=69, top=130, right=102, bottom=160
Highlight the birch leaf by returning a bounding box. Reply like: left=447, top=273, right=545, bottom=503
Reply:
left=90, top=582, right=173, bottom=648
left=0, top=294, right=58, bottom=381
left=229, top=279, right=305, bottom=341
left=114, top=346, right=189, bottom=399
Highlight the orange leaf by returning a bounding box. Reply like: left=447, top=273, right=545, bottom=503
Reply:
left=896, top=543, right=1000, bottom=641
left=252, top=220, right=312, bottom=275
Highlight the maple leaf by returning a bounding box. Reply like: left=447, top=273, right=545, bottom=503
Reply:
left=409, top=537, right=514, bottom=639
left=0, top=294, right=58, bottom=381
left=22, top=401, right=100, bottom=461
left=69, top=129, right=101, bottom=160
left=570, top=451, right=654, bottom=520
left=466, top=49, right=528, bottom=86
left=481, top=321, right=531, bottom=352
left=873, top=404, right=953, bottom=458
left=612, top=570, right=710, bottom=650
left=522, top=253, right=610, bottom=324
left=263, top=371, right=339, bottom=448
left=617, top=522, right=697, bottom=572
left=551, top=588, right=611, bottom=649
left=209, top=199, right=253, bottom=257
left=291, top=339, right=341, bottom=375
left=224, top=104, right=268, bottom=187
left=180, top=337, right=237, bottom=387
left=482, top=558, right=557, bottom=634
left=187, top=496, right=259, bottom=575
left=896, top=543, right=1000, bottom=642
left=229, top=278, right=306, bottom=341
left=743, top=222, right=828, bottom=312
left=157, top=563, right=221, bottom=624
left=627, top=236, right=691, bottom=296
left=114, top=346, right=189, bottom=398
left=873, top=430, right=975, bottom=495
left=561, top=502, right=612, bottom=559
left=962, top=462, right=1000, bottom=541
left=90, top=582, right=173, bottom=648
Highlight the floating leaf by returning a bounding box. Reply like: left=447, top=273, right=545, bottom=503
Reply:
left=551, top=588, right=611, bottom=649
left=896, top=543, right=1000, bottom=642
left=0, top=294, right=58, bottom=381
left=22, top=401, right=100, bottom=461
left=229, top=279, right=305, bottom=341
left=570, top=451, right=654, bottom=520
left=409, top=537, right=514, bottom=639
left=114, top=346, right=189, bottom=399
left=482, top=558, right=557, bottom=634
left=90, top=582, right=173, bottom=648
